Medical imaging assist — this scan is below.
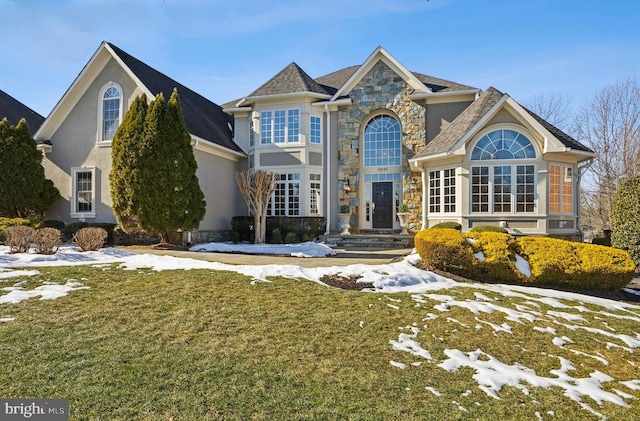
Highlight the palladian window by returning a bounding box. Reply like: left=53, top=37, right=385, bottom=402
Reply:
left=363, top=115, right=401, bottom=167
left=470, top=130, right=537, bottom=214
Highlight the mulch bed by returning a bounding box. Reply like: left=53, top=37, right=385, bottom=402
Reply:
left=320, top=274, right=374, bottom=291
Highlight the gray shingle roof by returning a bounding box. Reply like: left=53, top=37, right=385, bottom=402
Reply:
left=107, top=43, right=242, bottom=154
left=412, top=72, right=477, bottom=93
left=0, top=89, right=44, bottom=135
left=314, top=66, right=360, bottom=95
left=249, top=62, right=332, bottom=97
left=413, top=87, right=505, bottom=159
left=413, top=87, right=594, bottom=160
left=524, top=107, right=594, bottom=153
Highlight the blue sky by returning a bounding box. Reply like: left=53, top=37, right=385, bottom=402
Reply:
left=1, top=0, right=638, bottom=117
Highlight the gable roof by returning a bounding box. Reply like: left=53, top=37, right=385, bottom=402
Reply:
left=248, top=62, right=332, bottom=98
left=412, top=87, right=594, bottom=162
left=314, top=66, right=360, bottom=96
left=0, top=89, right=45, bottom=135
left=106, top=43, right=242, bottom=153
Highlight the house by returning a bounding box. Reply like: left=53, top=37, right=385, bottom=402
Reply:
left=34, top=41, right=247, bottom=233
left=225, top=46, right=595, bottom=238
left=31, top=42, right=594, bottom=240
left=0, top=89, right=45, bottom=134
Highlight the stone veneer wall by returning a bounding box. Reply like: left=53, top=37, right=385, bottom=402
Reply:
left=337, top=60, right=425, bottom=232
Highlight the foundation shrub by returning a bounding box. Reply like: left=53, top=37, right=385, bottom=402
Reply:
left=466, top=232, right=519, bottom=283
left=4, top=225, right=35, bottom=253
left=574, top=243, right=635, bottom=290
left=469, top=225, right=508, bottom=234
left=430, top=221, right=462, bottom=231
left=284, top=231, right=297, bottom=244
left=271, top=228, right=282, bottom=244
left=34, top=227, right=61, bottom=255
left=415, top=228, right=476, bottom=276
left=73, top=227, right=108, bottom=252
left=513, top=237, right=581, bottom=285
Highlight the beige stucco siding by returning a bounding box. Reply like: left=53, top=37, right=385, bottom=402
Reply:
left=194, top=150, right=246, bottom=231
left=426, top=101, right=473, bottom=143
left=44, top=58, right=138, bottom=224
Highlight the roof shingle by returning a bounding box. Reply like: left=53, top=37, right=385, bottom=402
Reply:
left=107, top=43, right=242, bottom=154
left=249, top=62, right=332, bottom=97
left=0, top=89, right=45, bottom=135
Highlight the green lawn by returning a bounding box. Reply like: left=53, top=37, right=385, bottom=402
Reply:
left=1, top=264, right=639, bottom=420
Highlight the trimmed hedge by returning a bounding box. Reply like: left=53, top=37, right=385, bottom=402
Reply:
left=430, top=221, right=462, bottom=231
left=415, top=228, right=476, bottom=276
left=231, top=216, right=325, bottom=243
left=63, top=222, right=117, bottom=245
left=470, top=225, right=508, bottom=234
left=415, top=230, right=635, bottom=291
left=0, top=217, right=44, bottom=243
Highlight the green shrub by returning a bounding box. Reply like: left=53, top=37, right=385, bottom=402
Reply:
left=430, top=221, right=462, bottom=231
left=340, top=205, right=351, bottom=214
left=230, top=231, right=239, bottom=244
left=466, top=232, right=519, bottom=283
left=513, top=237, right=581, bottom=285
left=43, top=220, right=66, bottom=231
left=575, top=243, right=636, bottom=290
left=470, top=225, right=508, bottom=234
left=284, top=231, right=297, bottom=244
left=611, top=176, right=640, bottom=267
left=415, top=228, right=476, bottom=276
left=398, top=203, right=409, bottom=213
left=271, top=228, right=282, bottom=244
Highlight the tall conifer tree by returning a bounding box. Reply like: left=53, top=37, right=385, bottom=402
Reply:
left=111, top=90, right=205, bottom=242
left=110, top=94, right=148, bottom=232
left=0, top=118, right=60, bottom=217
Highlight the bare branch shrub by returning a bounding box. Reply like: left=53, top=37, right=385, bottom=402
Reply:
left=73, top=227, right=108, bottom=252
left=34, top=227, right=61, bottom=255
left=4, top=225, right=35, bottom=253
left=235, top=170, right=279, bottom=244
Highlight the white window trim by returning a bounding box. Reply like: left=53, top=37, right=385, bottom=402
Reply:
left=259, top=108, right=301, bottom=145
left=71, top=167, right=96, bottom=219
left=428, top=168, right=456, bottom=214
left=97, top=81, right=124, bottom=146
left=310, top=115, right=322, bottom=145
left=470, top=164, right=537, bottom=215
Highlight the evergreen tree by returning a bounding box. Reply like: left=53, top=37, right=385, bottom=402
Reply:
left=0, top=118, right=60, bottom=217
left=110, top=94, right=148, bottom=232
left=119, top=89, right=205, bottom=242
left=611, top=175, right=640, bottom=268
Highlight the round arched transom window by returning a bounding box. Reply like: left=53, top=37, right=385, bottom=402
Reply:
left=471, top=129, right=536, bottom=160
left=363, top=115, right=401, bottom=167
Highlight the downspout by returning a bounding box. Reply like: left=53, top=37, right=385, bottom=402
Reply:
left=419, top=166, right=428, bottom=230
left=576, top=158, right=594, bottom=241
left=324, top=103, right=331, bottom=234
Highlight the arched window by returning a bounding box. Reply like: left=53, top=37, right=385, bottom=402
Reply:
left=470, top=129, right=536, bottom=214
left=100, top=85, right=121, bottom=142
left=471, top=129, right=536, bottom=160
left=363, top=115, right=401, bottom=167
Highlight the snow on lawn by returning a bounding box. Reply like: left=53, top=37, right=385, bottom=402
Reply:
left=1, top=243, right=639, bottom=419
left=189, top=241, right=336, bottom=258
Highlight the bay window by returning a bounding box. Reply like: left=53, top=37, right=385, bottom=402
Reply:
left=260, top=109, right=300, bottom=144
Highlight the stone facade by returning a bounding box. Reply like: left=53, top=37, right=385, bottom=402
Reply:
left=336, top=60, right=425, bottom=231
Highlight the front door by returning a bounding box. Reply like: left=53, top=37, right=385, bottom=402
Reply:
left=372, top=182, right=393, bottom=228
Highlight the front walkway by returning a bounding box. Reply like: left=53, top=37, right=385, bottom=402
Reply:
left=119, top=246, right=414, bottom=268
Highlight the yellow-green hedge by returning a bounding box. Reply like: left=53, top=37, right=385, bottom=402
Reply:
left=415, top=229, right=635, bottom=290
left=0, top=217, right=43, bottom=243
left=415, top=228, right=477, bottom=277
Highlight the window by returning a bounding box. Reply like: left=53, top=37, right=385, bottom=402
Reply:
left=471, top=165, right=535, bottom=213
left=99, top=84, right=122, bottom=143
left=363, top=115, right=401, bottom=167
left=249, top=119, right=254, bottom=147
left=310, top=174, right=321, bottom=215
left=549, top=164, right=573, bottom=214
left=268, top=173, right=300, bottom=216
left=429, top=168, right=456, bottom=213
left=310, top=116, right=321, bottom=144
left=71, top=167, right=95, bottom=217
left=470, top=129, right=536, bottom=214
left=260, top=109, right=300, bottom=144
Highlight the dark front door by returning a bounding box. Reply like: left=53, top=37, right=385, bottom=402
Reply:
left=373, top=182, right=393, bottom=228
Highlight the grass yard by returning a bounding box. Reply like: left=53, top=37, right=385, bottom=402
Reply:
left=1, top=264, right=639, bottom=420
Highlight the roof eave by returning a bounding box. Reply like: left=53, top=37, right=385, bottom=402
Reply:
left=244, top=91, right=332, bottom=103
left=191, top=135, right=246, bottom=161
left=409, top=89, right=481, bottom=102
